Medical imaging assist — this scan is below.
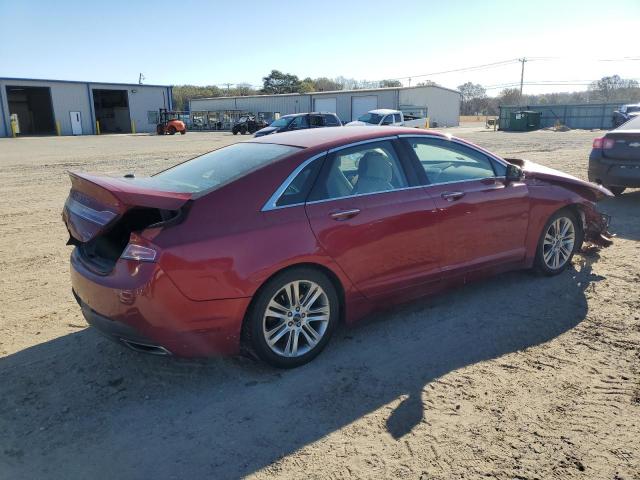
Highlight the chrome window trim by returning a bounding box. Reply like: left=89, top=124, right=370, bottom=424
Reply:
left=261, top=151, right=327, bottom=211
left=327, top=136, right=397, bottom=153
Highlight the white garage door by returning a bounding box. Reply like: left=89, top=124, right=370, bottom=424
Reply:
left=351, top=95, right=378, bottom=121
left=314, top=97, right=337, bottom=114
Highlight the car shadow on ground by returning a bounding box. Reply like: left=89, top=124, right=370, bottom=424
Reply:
left=0, top=265, right=602, bottom=479
left=598, top=189, right=640, bottom=242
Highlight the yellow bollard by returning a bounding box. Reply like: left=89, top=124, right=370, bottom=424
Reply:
left=55, top=121, right=61, bottom=136
left=10, top=119, right=17, bottom=137
left=424, top=117, right=430, bottom=129
left=130, top=119, right=136, bottom=134
left=96, top=121, right=101, bottom=135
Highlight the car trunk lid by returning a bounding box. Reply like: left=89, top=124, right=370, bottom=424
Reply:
left=603, top=131, right=640, bottom=161
left=63, top=172, right=192, bottom=243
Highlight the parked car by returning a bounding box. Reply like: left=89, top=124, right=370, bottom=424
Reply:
left=231, top=115, right=268, bottom=135
left=612, top=103, right=640, bottom=128
left=589, top=115, right=640, bottom=195
left=253, top=112, right=342, bottom=137
left=63, top=127, right=612, bottom=368
left=346, top=109, right=425, bottom=128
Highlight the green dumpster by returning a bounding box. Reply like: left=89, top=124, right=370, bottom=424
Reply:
left=508, top=110, right=541, bottom=131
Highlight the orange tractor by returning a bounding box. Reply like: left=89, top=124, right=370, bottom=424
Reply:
left=156, top=108, right=187, bottom=135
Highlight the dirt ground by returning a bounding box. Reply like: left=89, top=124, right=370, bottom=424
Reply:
left=1, top=129, right=638, bottom=480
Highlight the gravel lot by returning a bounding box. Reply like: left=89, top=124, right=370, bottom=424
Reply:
left=1, top=129, right=638, bottom=479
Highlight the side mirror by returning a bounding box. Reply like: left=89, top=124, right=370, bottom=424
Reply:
left=505, top=164, right=524, bottom=182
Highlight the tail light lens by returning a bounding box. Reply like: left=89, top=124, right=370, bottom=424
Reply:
left=121, top=243, right=157, bottom=262
left=593, top=137, right=615, bottom=149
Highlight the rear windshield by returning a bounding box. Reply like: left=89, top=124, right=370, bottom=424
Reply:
left=133, top=142, right=301, bottom=194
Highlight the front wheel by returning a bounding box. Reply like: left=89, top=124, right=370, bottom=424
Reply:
left=168, top=126, right=176, bottom=135
left=534, top=209, right=583, bottom=276
left=244, top=268, right=339, bottom=368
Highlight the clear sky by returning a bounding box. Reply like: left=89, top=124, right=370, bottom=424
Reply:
left=1, top=0, right=638, bottom=95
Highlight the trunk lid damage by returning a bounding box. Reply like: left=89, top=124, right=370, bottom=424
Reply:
left=63, top=172, right=191, bottom=273
left=505, top=158, right=614, bottom=247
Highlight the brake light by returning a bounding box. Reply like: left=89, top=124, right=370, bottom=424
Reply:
left=593, top=137, right=614, bottom=149
left=121, top=243, right=157, bottom=262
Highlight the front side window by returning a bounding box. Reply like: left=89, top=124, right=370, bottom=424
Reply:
left=407, top=138, right=500, bottom=184
left=290, top=116, right=309, bottom=130
left=310, top=141, right=408, bottom=201
left=381, top=115, right=394, bottom=125
left=140, top=143, right=301, bottom=194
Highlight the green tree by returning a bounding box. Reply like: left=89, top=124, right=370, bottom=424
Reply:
left=172, top=85, right=223, bottom=111
left=457, top=82, right=488, bottom=115
left=313, top=77, right=342, bottom=91
left=380, top=79, right=402, bottom=88
left=588, top=75, right=640, bottom=101
left=262, top=70, right=302, bottom=94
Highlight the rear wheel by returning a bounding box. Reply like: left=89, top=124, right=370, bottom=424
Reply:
left=156, top=124, right=164, bottom=135
left=605, top=185, right=625, bottom=196
left=168, top=126, right=176, bottom=135
left=245, top=267, right=339, bottom=368
left=180, top=128, right=186, bottom=135
left=240, top=125, right=248, bottom=135
left=534, top=209, right=583, bottom=275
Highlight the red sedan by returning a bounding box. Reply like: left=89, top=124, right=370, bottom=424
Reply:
left=63, top=127, right=613, bottom=368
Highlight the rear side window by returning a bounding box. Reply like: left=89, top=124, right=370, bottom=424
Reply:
left=323, top=114, right=340, bottom=126
left=275, top=158, right=323, bottom=207
left=394, top=113, right=402, bottom=123
left=309, top=141, right=408, bottom=201
left=407, top=138, right=501, bottom=184
left=148, top=143, right=301, bottom=194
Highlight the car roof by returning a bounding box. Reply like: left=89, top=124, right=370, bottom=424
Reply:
left=368, top=109, right=399, bottom=115
left=248, top=126, right=447, bottom=149
left=281, top=112, right=338, bottom=118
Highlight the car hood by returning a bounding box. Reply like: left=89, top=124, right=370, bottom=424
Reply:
left=254, top=126, right=279, bottom=136
left=506, top=158, right=613, bottom=201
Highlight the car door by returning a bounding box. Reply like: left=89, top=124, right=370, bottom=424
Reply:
left=401, top=136, right=529, bottom=279
left=304, top=138, right=442, bottom=298
left=288, top=115, right=310, bottom=131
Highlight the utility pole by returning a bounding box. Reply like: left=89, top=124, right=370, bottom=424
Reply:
left=518, top=58, right=527, bottom=101
left=223, top=83, right=232, bottom=94
left=138, top=73, right=145, bottom=85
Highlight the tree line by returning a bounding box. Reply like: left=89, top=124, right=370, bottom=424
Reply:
left=171, top=70, right=435, bottom=110
left=458, top=75, right=640, bottom=116
left=171, top=70, right=640, bottom=113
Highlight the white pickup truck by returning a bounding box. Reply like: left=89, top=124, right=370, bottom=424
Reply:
left=346, top=109, right=426, bottom=128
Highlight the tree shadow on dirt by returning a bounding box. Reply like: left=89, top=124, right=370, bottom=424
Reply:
left=598, top=189, right=640, bottom=241
left=0, top=265, right=602, bottom=480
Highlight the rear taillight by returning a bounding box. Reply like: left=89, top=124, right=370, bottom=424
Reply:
left=121, top=243, right=157, bottom=262
left=593, top=137, right=614, bottom=149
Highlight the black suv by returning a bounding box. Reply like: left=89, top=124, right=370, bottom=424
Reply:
left=254, top=112, right=342, bottom=137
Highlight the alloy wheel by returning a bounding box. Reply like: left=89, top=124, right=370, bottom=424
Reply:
left=542, top=216, right=576, bottom=269
left=262, top=280, right=330, bottom=358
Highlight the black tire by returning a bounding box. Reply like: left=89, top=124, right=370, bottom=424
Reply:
left=180, top=129, right=186, bottom=135
left=244, top=267, right=339, bottom=368
left=232, top=128, right=239, bottom=135
left=168, top=126, right=176, bottom=135
left=240, top=125, right=248, bottom=135
left=534, top=209, right=583, bottom=276
left=605, top=185, right=625, bottom=196
left=156, top=124, right=164, bottom=135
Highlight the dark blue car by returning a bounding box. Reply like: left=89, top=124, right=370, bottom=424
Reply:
left=254, top=112, right=342, bottom=137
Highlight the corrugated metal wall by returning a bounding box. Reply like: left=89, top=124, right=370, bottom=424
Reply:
left=499, top=103, right=625, bottom=130
left=191, top=86, right=461, bottom=126
left=0, top=78, right=172, bottom=137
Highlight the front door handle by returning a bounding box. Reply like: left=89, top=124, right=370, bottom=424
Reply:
left=330, top=208, right=361, bottom=221
left=441, top=191, right=465, bottom=201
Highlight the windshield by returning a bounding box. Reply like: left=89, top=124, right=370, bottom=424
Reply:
left=134, top=143, right=301, bottom=194
left=270, top=117, right=293, bottom=128
left=357, top=113, right=383, bottom=124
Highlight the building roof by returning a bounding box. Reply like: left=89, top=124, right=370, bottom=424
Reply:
left=191, top=84, right=460, bottom=102
left=0, top=77, right=171, bottom=88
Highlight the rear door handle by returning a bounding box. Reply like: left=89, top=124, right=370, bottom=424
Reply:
left=441, top=191, right=465, bottom=201
left=330, top=208, right=361, bottom=221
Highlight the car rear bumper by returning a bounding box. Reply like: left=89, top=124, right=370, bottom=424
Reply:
left=589, top=152, right=640, bottom=187
left=70, top=249, right=251, bottom=357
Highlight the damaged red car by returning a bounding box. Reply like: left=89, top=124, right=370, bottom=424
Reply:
left=63, top=127, right=613, bottom=368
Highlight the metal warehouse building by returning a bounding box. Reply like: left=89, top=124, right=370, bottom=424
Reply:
left=190, top=85, right=461, bottom=127
left=0, top=77, right=173, bottom=137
